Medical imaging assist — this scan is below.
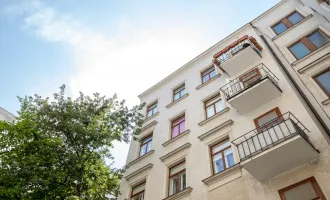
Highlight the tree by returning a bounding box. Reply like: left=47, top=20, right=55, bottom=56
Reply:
left=0, top=85, right=144, bottom=199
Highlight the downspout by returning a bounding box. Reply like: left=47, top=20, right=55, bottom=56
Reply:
left=257, top=33, right=330, bottom=139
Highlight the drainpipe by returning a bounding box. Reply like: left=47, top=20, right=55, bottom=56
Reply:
left=256, top=33, right=330, bottom=139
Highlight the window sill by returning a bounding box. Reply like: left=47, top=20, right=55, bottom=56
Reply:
left=272, top=15, right=313, bottom=41
left=166, top=93, right=189, bottom=108
left=162, top=130, right=190, bottom=147
left=198, top=107, right=230, bottom=126
left=292, top=42, right=330, bottom=66
left=322, top=99, right=330, bottom=105
left=124, top=163, right=153, bottom=181
left=127, top=150, right=155, bottom=167
left=143, top=112, right=159, bottom=124
left=196, top=74, right=221, bottom=90
left=163, top=187, right=193, bottom=200
left=159, top=143, right=191, bottom=162
left=198, top=120, right=234, bottom=141
left=202, top=164, right=242, bottom=189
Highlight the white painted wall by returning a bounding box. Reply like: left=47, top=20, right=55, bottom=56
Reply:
left=0, top=107, right=14, bottom=122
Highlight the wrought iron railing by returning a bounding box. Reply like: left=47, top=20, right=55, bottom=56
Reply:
left=214, top=36, right=262, bottom=65
left=232, top=112, right=315, bottom=161
left=220, top=63, right=279, bottom=100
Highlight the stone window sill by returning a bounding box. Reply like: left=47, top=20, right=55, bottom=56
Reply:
left=163, top=187, right=193, bottom=200
left=162, top=130, right=190, bottom=147
left=292, top=42, right=330, bottom=66
left=198, top=107, right=230, bottom=126
left=272, top=15, right=312, bottom=41
left=166, top=93, right=189, bottom=108
left=202, top=164, right=242, bottom=186
left=322, top=98, right=330, bottom=105
left=196, top=74, right=221, bottom=90
left=127, top=150, right=155, bottom=167
left=143, top=112, right=159, bottom=124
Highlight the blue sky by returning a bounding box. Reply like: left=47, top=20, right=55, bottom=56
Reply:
left=0, top=0, right=280, bottom=167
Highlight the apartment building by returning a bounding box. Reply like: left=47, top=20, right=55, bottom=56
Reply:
left=0, top=106, right=14, bottom=122
left=118, top=0, right=330, bottom=199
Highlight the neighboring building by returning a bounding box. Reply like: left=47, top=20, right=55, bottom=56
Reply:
left=0, top=106, right=15, bottom=122
left=118, top=0, right=330, bottom=199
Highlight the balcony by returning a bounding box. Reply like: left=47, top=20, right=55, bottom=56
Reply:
left=213, top=35, right=263, bottom=76
left=232, top=112, right=319, bottom=181
left=220, top=64, right=281, bottom=115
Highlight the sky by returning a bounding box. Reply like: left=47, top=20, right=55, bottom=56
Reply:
left=0, top=0, right=280, bottom=168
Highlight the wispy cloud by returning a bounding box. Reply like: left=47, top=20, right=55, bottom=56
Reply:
left=4, top=0, right=210, bottom=167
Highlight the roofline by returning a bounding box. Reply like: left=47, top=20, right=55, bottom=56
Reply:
left=138, top=0, right=287, bottom=99
left=0, top=106, right=15, bottom=119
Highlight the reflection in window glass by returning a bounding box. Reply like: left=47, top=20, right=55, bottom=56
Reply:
left=273, top=22, right=287, bottom=35
left=308, top=31, right=330, bottom=48
left=315, top=70, right=330, bottom=96
left=287, top=12, right=303, bottom=25
left=289, top=42, right=310, bottom=59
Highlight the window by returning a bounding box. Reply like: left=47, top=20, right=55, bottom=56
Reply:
left=289, top=29, right=330, bottom=60
left=278, top=177, right=326, bottom=200
left=313, top=68, right=330, bottom=97
left=171, top=115, right=186, bottom=138
left=131, top=182, right=145, bottom=200
left=254, top=107, right=282, bottom=131
left=239, top=68, right=262, bottom=88
left=146, top=102, right=158, bottom=118
left=201, top=66, right=216, bottom=83
left=272, top=11, right=304, bottom=35
left=205, top=94, right=225, bottom=118
left=139, top=135, right=152, bottom=157
left=210, top=139, right=235, bottom=174
left=173, top=84, right=186, bottom=101
left=169, top=161, right=186, bottom=196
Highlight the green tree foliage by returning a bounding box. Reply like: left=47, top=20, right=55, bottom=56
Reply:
left=0, top=85, right=144, bottom=199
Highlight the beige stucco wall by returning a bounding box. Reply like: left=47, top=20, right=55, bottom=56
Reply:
left=0, top=107, right=14, bottom=122
left=118, top=0, right=330, bottom=199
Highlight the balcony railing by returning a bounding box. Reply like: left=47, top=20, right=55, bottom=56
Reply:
left=232, top=112, right=316, bottom=161
left=220, top=63, right=279, bottom=100
left=213, top=35, right=263, bottom=66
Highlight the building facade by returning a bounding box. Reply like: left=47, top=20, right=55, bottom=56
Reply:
left=0, top=106, right=14, bottom=122
left=118, top=0, right=330, bottom=199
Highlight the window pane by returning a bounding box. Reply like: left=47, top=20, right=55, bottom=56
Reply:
left=179, top=121, right=185, bottom=133
left=142, top=135, right=152, bottom=143
left=172, top=126, right=179, bottom=138
left=257, top=111, right=279, bottom=127
left=174, top=85, right=185, bottom=93
left=170, top=163, right=185, bottom=175
left=210, top=70, right=216, bottom=78
left=213, top=154, right=224, bottom=173
left=308, top=31, right=330, bottom=48
left=152, top=105, right=158, bottom=113
left=273, top=22, right=287, bottom=35
left=180, top=89, right=186, bottom=96
left=212, top=140, right=231, bottom=153
left=140, top=144, right=147, bottom=156
left=181, top=173, right=186, bottom=191
left=224, top=148, right=235, bottom=168
left=174, top=93, right=180, bottom=101
left=287, top=12, right=303, bottom=25
left=147, top=110, right=153, bottom=117
left=215, top=100, right=225, bottom=113
left=289, top=42, right=310, bottom=59
left=315, top=71, right=330, bottom=95
left=147, top=141, right=152, bottom=152
left=169, top=176, right=178, bottom=195
left=202, top=75, right=209, bottom=83
left=206, top=106, right=215, bottom=118
left=132, top=183, right=145, bottom=195
left=284, top=182, right=319, bottom=200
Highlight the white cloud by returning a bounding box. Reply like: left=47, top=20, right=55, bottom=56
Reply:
left=5, top=0, right=210, bottom=168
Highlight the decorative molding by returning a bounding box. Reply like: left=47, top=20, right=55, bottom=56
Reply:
left=166, top=93, right=189, bottom=108
left=124, top=163, right=153, bottom=181
left=162, top=130, right=190, bottom=147
left=162, top=187, right=193, bottom=200
left=273, top=15, right=313, bottom=41
left=198, top=119, right=234, bottom=141
left=127, top=150, right=155, bottom=167
left=160, top=143, right=191, bottom=162
left=198, top=108, right=230, bottom=126
left=196, top=74, right=221, bottom=90
left=143, top=112, right=159, bottom=124
left=202, top=164, right=242, bottom=186
left=298, top=52, right=330, bottom=74
left=292, top=42, right=330, bottom=66
left=141, top=120, right=158, bottom=132
left=322, top=99, right=330, bottom=105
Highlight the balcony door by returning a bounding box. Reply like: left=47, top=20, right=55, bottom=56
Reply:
left=239, top=68, right=262, bottom=88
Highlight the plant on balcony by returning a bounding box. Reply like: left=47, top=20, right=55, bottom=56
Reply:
left=0, top=85, right=144, bottom=200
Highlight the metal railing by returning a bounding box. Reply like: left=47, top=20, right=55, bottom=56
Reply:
left=220, top=63, right=279, bottom=100
left=215, top=37, right=258, bottom=65
left=232, top=112, right=315, bottom=161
